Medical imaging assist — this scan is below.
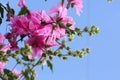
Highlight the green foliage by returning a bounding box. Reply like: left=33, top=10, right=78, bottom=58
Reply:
left=18, top=6, right=29, bottom=16
left=47, top=60, right=53, bottom=72
left=0, top=3, right=4, bottom=24
left=0, top=5, right=4, bottom=18
left=3, top=69, right=18, bottom=80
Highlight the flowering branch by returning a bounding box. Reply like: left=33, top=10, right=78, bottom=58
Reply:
left=0, top=0, right=101, bottom=79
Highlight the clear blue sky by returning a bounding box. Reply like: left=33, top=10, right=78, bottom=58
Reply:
left=1, top=0, right=120, bottom=80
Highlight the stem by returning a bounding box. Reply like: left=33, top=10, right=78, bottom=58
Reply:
left=12, top=63, right=18, bottom=71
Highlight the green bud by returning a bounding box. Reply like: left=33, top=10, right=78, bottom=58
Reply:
left=66, top=46, right=70, bottom=50
left=12, top=54, right=17, bottom=59
left=25, top=44, right=30, bottom=49
left=91, top=25, right=96, bottom=32
left=49, top=56, right=53, bottom=60
left=89, top=32, right=93, bottom=36
left=26, top=49, right=32, bottom=53
left=42, top=53, right=47, bottom=58
left=59, top=22, right=65, bottom=28
left=47, top=50, right=53, bottom=54
left=54, top=50, right=61, bottom=56
left=79, top=54, right=83, bottom=58
left=68, top=51, right=72, bottom=55
left=71, top=30, right=75, bottom=34
left=54, top=51, right=58, bottom=56
left=82, top=48, right=85, bottom=51
left=20, top=47, right=25, bottom=52
left=75, top=27, right=80, bottom=33
left=76, top=50, right=81, bottom=54
left=63, top=57, right=68, bottom=60
left=86, top=48, right=90, bottom=53
left=95, top=27, right=100, bottom=34
left=84, top=26, right=89, bottom=32
left=68, top=37, right=72, bottom=41
left=68, top=35, right=74, bottom=41
left=15, top=50, right=20, bottom=55
left=38, top=60, right=44, bottom=65
left=3, top=57, right=8, bottom=61
left=24, top=51, right=30, bottom=56
left=58, top=54, right=62, bottom=58
left=77, top=32, right=82, bottom=37
left=66, top=23, right=72, bottom=27
left=73, top=54, right=78, bottom=57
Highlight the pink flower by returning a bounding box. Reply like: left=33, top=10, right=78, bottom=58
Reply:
left=12, top=69, right=22, bottom=78
left=25, top=35, right=46, bottom=59
left=10, top=11, right=51, bottom=36
left=0, top=62, right=6, bottom=73
left=49, top=3, right=75, bottom=30
left=10, top=16, right=29, bottom=35
left=69, top=0, right=83, bottom=16
left=18, top=0, right=26, bottom=8
left=49, top=3, right=67, bottom=18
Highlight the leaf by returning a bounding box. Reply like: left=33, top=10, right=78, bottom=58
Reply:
left=3, top=69, right=18, bottom=79
left=0, top=6, right=4, bottom=18
left=6, top=3, right=11, bottom=10
left=4, top=69, right=11, bottom=74
left=47, top=60, right=53, bottom=72
left=18, top=6, right=29, bottom=16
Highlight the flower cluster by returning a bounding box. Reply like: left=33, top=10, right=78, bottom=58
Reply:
left=0, top=0, right=97, bottom=79
left=7, top=1, right=79, bottom=59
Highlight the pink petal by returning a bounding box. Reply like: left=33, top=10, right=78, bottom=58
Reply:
left=18, top=0, right=26, bottom=8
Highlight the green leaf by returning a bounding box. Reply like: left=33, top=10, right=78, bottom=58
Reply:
left=3, top=69, right=18, bottom=80
left=47, top=60, right=53, bottom=72
left=18, top=6, right=29, bottom=16
left=0, top=6, right=4, bottom=18
left=4, top=69, right=11, bottom=74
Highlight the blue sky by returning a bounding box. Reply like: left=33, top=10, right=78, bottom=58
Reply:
left=1, top=0, right=120, bottom=80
